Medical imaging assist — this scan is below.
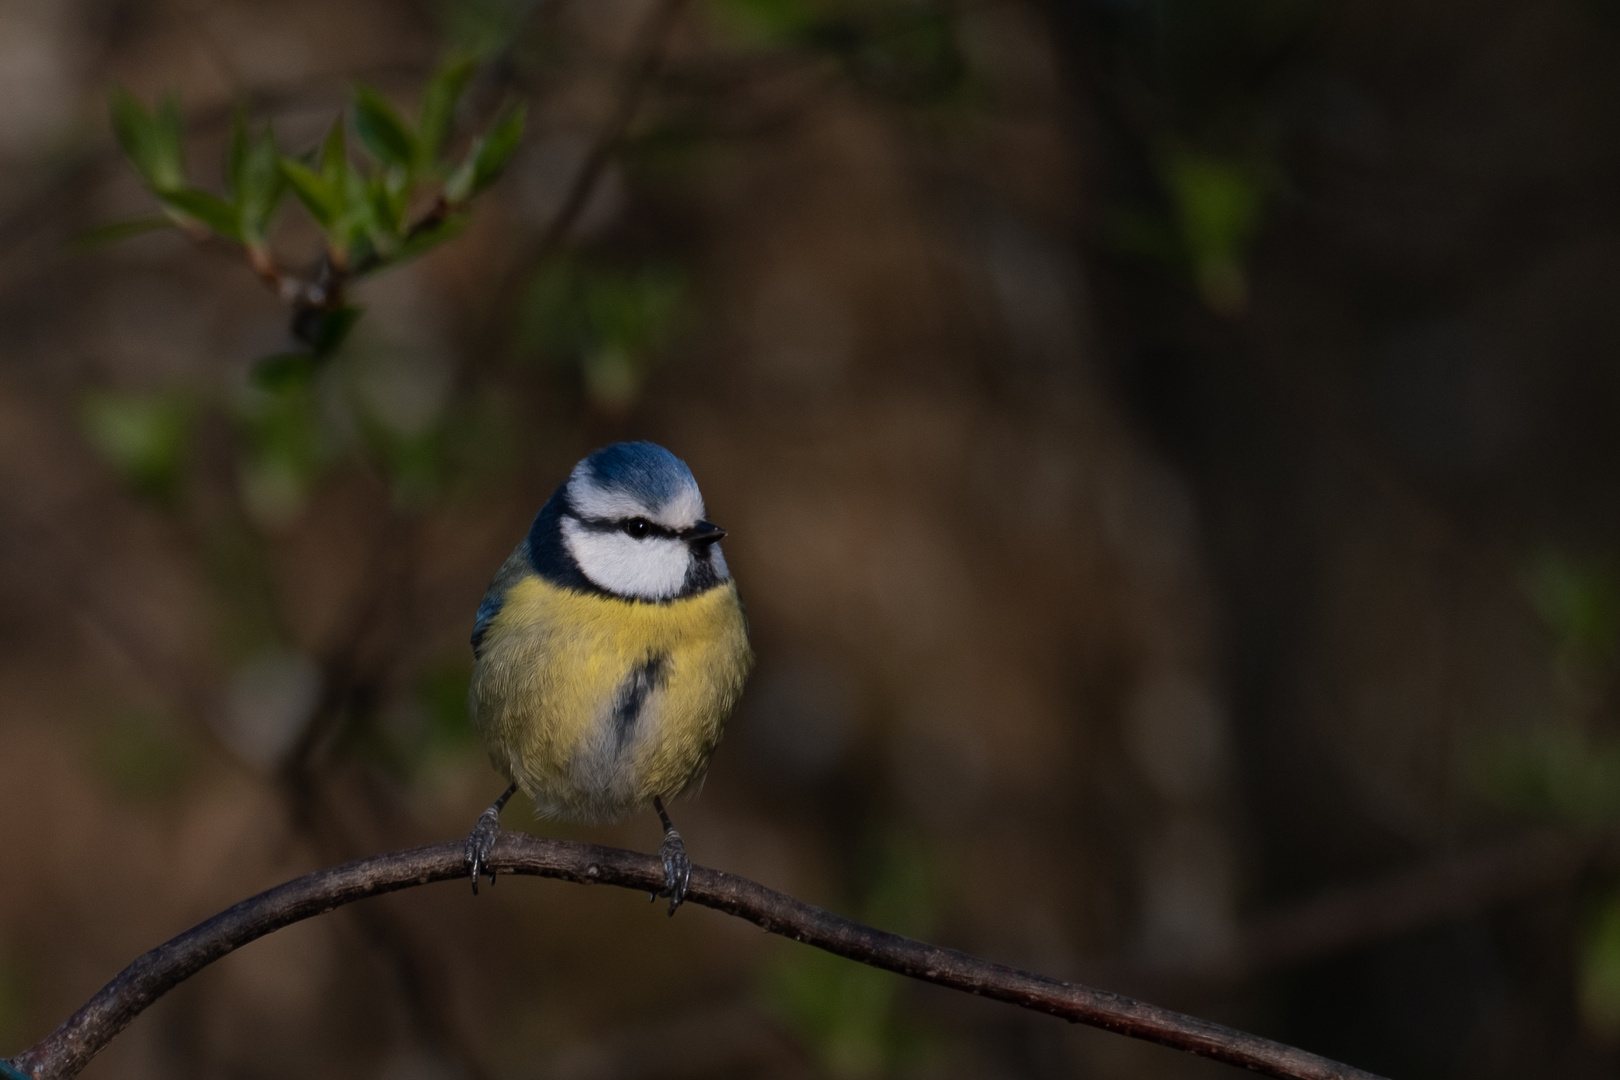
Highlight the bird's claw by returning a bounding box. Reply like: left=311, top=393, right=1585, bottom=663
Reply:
left=464, top=806, right=502, bottom=895
left=658, top=828, right=691, bottom=915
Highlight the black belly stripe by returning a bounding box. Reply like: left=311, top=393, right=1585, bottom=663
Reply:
left=611, top=653, right=669, bottom=751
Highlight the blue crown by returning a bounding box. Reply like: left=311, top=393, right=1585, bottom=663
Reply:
left=579, top=441, right=697, bottom=506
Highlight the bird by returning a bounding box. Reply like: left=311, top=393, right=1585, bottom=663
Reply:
left=462, top=441, right=753, bottom=912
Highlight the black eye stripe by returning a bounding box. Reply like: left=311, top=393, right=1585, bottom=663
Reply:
left=573, top=515, right=679, bottom=540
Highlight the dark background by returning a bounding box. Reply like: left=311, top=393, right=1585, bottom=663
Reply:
left=0, top=0, right=1616, bottom=1077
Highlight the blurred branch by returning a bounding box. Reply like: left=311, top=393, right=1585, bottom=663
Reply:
left=465, top=0, right=691, bottom=384
left=41, top=499, right=491, bottom=1077
left=1117, top=829, right=1592, bottom=996
left=9, top=835, right=1387, bottom=1080
left=526, top=0, right=690, bottom=260
left=269, top=514, right=495, bottom=1080
left=1232, top=829, right=1587, bottom=979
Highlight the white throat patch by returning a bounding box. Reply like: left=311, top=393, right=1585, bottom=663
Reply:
left=562, top=518, right=693, bottom=600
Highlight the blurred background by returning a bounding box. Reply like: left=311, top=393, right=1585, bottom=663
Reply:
left=0, top=0, right=1616, bottom=1077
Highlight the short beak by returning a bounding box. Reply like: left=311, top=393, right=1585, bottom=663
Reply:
left=681, top=520, right=727, bottom=546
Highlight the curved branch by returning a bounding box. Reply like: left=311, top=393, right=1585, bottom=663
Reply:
left=7, top=835, right=1387, bottom=1080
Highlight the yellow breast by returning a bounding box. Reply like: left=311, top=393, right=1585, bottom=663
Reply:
left=469, top=575, right=752, bottom=822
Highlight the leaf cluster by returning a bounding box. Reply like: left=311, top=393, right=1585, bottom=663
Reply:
left=102, top=58, right=526, bottom=361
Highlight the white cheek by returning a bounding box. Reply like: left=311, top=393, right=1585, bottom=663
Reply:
left=563, top=519, right=691, bottom=599
left=709, top=544, right=729, bottom=580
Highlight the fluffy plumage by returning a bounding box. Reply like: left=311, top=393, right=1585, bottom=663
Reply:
left=468, top=442, right=753, bottom=823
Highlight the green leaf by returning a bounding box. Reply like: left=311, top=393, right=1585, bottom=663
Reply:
left=338, top=164, right=378, bottom=261
left=445, top=103, right=525, bottom=203
left=366, top=175, right=403, bottom=253
left=157, top=187, right=240, bottom=238
left=70, top=215, right=177, bottom=250
left=280, top=158, right=339, bottom=227
left=359, top=168, right=419, bottom=264
left=108, top=87, right=153, bottom=159
left=1163, top=149, right=1267, bottom=315
left=353, top=86, right=417, bottom=171
left=251, top=352, right=320, bottom=390
left=444, top=161, right=474, bottom=205
left=389, top=211, right=467, bottom=267
left=320, top=120, right=347, bottom=188
left=110, top=88, right=185, bottom=193
left=237, top=124, right=285, bottom=243
left=154, top=97, right=185, bottom=177
left=419, top=54, right=477, bottom=166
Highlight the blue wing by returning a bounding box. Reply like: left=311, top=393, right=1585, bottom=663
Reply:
left=471, top=588, right=505, bottom=659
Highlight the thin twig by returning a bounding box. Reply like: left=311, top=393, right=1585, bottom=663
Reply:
left=9, top=835, right=1388, bottom=1080
left=528, top=0, right=691, bottom=260
left=267, top=511, right=494, bottom=1080
left=458, top=0, right=692, bottom=387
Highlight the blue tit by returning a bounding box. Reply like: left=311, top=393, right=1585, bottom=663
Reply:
left=462, top=441, right=753, bottom=912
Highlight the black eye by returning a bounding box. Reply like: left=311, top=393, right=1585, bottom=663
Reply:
left=622, top=517, right=651, bottom=540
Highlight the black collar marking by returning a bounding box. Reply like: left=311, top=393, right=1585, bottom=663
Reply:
left=526, top=488, right=729, bottom=604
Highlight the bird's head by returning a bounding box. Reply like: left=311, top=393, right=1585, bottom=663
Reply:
left=551, top=441, right=730, bottom=601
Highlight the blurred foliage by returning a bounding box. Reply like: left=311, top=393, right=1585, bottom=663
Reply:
left=520, top=256, right=689, bottom=410
left=1474, top=730, right=1620, bottom=830
left=1106, top=149, right=1270, bottom=315
left=356, top=421, right=449, bottom=511
left=766, top=827, right=941, bottom=1077
left=417, top=664, right=480, bottom=751
left=1475, top=548, right=1620, bottom=1044
left=710, top=0, right=969, bottom=106
left=1474, top=550, right=1620, bottom=824
left=84, top=57, right=532, bottom=529
left=1085, top=0, right=1319, bottom=315
left=1162, top=149, right=1268, bottom=315
left=350, top=663, right=481, bottom=783
left=431, top=0, right=539, bottom=58
left=379, top=664, right=482, bottom=779
left=90, top=710, right=192, bottom=801
left=1583, top=892, right=1620, bottom=1040
left=233, top=374, right=338, bottom=529
left=233, top=340, right=481, bottom=523
left=78, top=391, right=192, bottom=501
left=1524, top=550, right=1620, bottom=675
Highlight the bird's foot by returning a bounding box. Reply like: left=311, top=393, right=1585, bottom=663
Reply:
left=465, top=783, right=517, bottom=895
left=464, top=808, right=501, bottom=894
left=658, top=828, right=691, bottom=916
